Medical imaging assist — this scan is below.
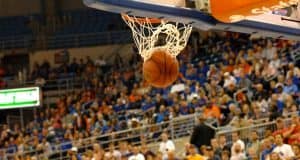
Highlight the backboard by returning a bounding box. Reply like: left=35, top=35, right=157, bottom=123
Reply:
left=83, top=0, right=300, bottom=40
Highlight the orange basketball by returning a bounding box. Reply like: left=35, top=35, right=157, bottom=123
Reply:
left=143, top=49, right=179, bottom=88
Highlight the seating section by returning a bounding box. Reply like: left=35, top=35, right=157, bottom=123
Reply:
left=56, top=10, right=125, bottom=35
left=0, top=16, right=33, bottom=49
left=0, top=10, right=129, bottom=49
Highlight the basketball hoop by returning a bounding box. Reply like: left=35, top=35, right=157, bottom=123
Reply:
left=122, top=14, right=192, bottom=61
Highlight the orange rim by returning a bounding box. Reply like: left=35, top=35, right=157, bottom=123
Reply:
left=121, top=13, right=162, bottom=24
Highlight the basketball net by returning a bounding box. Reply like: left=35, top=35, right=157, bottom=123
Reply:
left=122, top=14, right=192, bottom=61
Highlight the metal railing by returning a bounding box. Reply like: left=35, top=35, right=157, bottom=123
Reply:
left=45, top=31, right=131, bottom=50
left=0, top=112, right=296, bottom=159
left=0, top=30, right=132, bottom=50
left=0, top=110, right=298, bottom=160
left=0, top=35, right=33, bottom=50
left=215, top=118, right=293, bottom=145
left=1, top=114, right=199, bottom=159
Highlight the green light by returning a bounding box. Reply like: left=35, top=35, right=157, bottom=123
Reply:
left=0, top=87, right=41, bottom=110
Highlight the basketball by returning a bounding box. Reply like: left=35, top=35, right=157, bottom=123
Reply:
left=143, top=49, right=179, bottom=88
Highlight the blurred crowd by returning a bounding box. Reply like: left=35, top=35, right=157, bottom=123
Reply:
left=0, top=31, right=300, bottom=160
left=187, top=115, right=300, bottom=160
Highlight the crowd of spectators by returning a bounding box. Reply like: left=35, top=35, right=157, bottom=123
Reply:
left=186, top=114, right=300, bottom=160
left=0, top=31, right=300, bottom=160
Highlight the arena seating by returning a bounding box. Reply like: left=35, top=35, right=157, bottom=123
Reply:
left=0, top=16, right=33, bottom=49
left=0, top=10, right=128, bottom=50
left=55, top=10, right=124, bottom=35
left=1, top=31, right=300, bottom=160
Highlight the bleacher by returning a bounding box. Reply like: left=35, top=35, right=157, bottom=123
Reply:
left=0, top=10, right=130, bottom=50
left=56, top=10, right=124, bottom=35
left=0, top=16, right=33, bottom=49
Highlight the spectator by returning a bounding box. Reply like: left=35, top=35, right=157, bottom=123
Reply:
left=261, top=137, right=276, bottom=160
left=292, top=144, right=300, bottom=159
left=92, top=143, right=104, bottom=160
left=221, top=150, right=230, bottom=160
left=284, top=78, right=298, bottom=95
left=223, top=72, right=237, bottom=89
left=206, top=146, right=221, bottom=160
left=105, top=143, right=121, bottom=159
left=218, top=135, right=231, bottom=153
left=159, top=132, right=175, bottom=159
left=35, top=75, right=46, bottom=86
left=203, top=101, right=221, bottom=120
left=166, top=150, right=180, bottom=160
left=128, top=146, right=145, bottom=160
left=230, top=132, right=245, bottom=157
left=272, top=117, right=290, bottom=139
left=285, top=116, right=300, bottom=144
left=272, top=134, right=295, bottom=159
left=247, top=147, right=259, bottom=160
left=210, top=138, right=222, bottom=158
left=186, top=144, right=205, bottom=160
left=68, top=147, right=80, bottom=160
left=268, top=152, right=281, bottom=160
left=230, top=143, right=246, bottom=160
left=69, top=58, right=79, bottom=74
left=246, top=131, right=260, bottom=157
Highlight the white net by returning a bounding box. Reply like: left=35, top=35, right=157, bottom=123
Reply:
left=122, top=14, right=192, bottom=61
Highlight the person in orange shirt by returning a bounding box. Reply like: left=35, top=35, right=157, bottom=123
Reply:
left=285, top=116, right=300, bottom=144
left=225, top=59, right=235, bottom=73
left=186, top=144, right=205, bottom=160
left=99, top=101, right=112, bottom=115
left=129, top=90, right=141, bottom=103
left=203, top=102, right=221, bottom=120
left=272, top=117, right=291, bottom=143
left=239, top=58, right=251, bottom=75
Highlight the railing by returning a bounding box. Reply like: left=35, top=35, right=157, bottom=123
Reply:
left=1, top=114, right=199, bottom=159
left=0, top=35, right=33, bottom=50
left=215, top=118, right=293, bottom=145
left=0, top=115, right=196, bottom=160
left=0, top=30, right=132, bottom=51
left=0, top=112, right=296, bottom=159
left=45, top=31, right=132, bottom=50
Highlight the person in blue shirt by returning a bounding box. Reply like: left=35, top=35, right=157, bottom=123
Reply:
left=179, top=101, right=190, bottom=115
left=197, top=61, right=209, bottom=76
left=155, top=105, right=167, bottom=123
left=141, top=96, right=155, bottom=111
left=283, top=78, right=298, bottom=95
left=113, top=99, right=126, bottom=113
left=261, top=137, right=276, bottom=160
left=6, top=137, right=17, bottom=154
left=165, top=94, right=174, bottom=107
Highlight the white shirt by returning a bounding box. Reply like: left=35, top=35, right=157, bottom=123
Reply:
left=273, top=144, right=295, bottom=159
left=230, top=153, right=246, bottom=160
left=231, top=139, right=245, bottom=156
left=270, top=59, right=281, bottom=69
left=105, top=150, right=121, bottom=159
left=159, top=140, right=175, bottom=159
left=263, top=47, right=276, bottom=60
left=224, top=76, right=237, bottom=88
left=95, top=59, right=106, bottom=66
left=128, top=153, right=145, bottom=160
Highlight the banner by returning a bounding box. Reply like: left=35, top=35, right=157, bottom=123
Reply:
left=210, top=0, right=298, bottom=22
